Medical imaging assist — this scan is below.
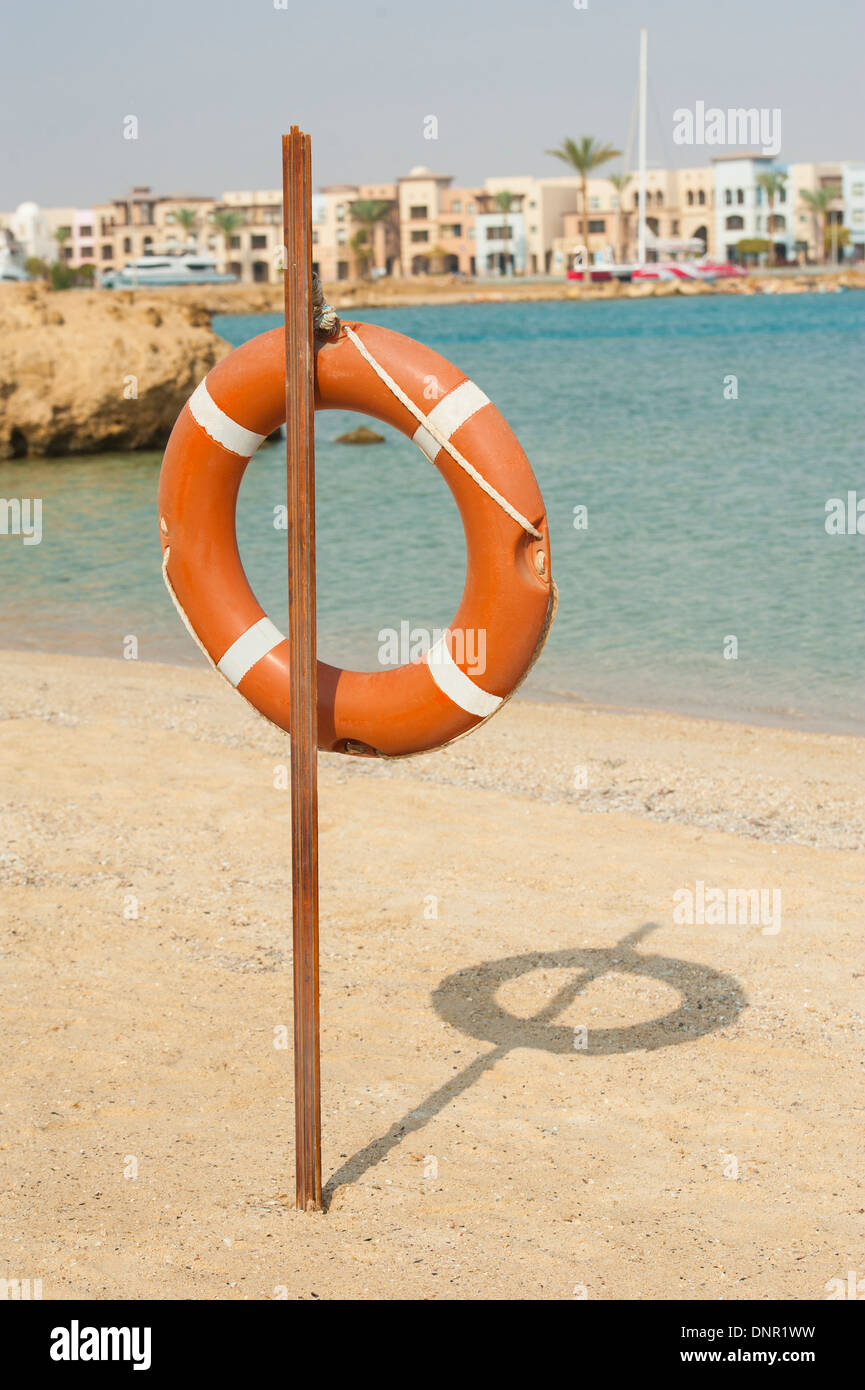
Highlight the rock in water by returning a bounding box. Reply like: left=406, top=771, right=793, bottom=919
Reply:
left=0, top=283, right=231, bottom=458
left=335, top=425, right=386, bottom=444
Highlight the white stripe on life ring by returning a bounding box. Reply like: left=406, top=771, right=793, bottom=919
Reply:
left=412, top=379, right=490, bottom=462
left=425, top=633, right=502, bottom=718
left=188, top=380, right=267, bottom=458
left=217, top=617, right=285, bottom=686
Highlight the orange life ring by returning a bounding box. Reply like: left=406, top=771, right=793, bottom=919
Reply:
left=158, top=320, right=553, bottom=757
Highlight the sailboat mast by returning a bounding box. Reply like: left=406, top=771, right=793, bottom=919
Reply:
left=637, top=26, right=647, bottom=266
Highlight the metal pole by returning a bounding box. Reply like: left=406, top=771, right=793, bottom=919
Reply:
left=282, top=127, right=322, bottom=1213
left=637, top=27, right=648, bottom=267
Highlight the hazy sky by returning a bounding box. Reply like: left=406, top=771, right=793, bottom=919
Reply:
left=2, top=0, right=862, bottom=209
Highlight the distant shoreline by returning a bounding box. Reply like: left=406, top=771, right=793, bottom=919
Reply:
left=166, top=265, right=865, bottom=318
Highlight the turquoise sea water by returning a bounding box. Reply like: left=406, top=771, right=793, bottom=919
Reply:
left=1, top=294, right=863, bottom=732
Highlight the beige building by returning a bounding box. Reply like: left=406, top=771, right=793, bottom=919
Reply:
left=312, top=183, right=399, bottom=281
left=90, top=188, right=219, bottom=272
left=538, top=167, right=716, bottom=270
left=218, top=183, right=400, bottom=283
left=5, top=155, right=861, bottom=286
left=396, top=167, right=481, bottom=274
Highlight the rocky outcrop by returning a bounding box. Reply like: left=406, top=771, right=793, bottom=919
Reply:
left=0, top=283, right=231, bottom=458
left=335, top=425, right=385, bottom=444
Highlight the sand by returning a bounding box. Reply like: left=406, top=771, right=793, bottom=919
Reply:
left=1, top=650, right=862, bottom=1300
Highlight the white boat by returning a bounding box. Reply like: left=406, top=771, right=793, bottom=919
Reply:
left=0, top=245, right=29, bottom=282
left=101, top=253, right=236, bottom=289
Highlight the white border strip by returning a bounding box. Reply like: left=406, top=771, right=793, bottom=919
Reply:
left=188, top=380, right=267, bottom=458
left=412, top=380, right=490, bottom=462
left=425, top=634, right=502, bottom=718
left=217, top=617, right=285, bottom=686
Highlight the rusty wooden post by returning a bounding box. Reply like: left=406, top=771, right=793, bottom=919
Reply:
left=282, top=127, right=322, bottom=1212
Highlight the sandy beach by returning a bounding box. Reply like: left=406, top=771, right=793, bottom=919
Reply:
left=1, top=650, right=862, bottom=1300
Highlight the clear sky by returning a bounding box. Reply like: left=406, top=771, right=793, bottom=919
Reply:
left=1, top=0, right=862, bottom=209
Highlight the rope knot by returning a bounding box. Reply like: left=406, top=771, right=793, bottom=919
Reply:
left=312, top=272, right=339, bottom=338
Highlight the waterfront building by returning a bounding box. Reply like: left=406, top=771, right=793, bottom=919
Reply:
left=395, top=167, right=481, bottom=275
left=2, top=155, right=862, bottom=284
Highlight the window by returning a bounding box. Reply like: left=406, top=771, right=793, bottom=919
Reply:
left=529, top=224, right=537, bottom=233
left=312, top=230, right=318, bottom=244
left=737, top=188, right=744, bottom=204
left=725, top=189, right=732, bottom=205
left=698, top=190, right=706, bottom=205
left=57, top=225, right=72, bottom=238
left=589, top=197, right=600, bottom=210
left=725, top=215, right=744, bottom=230
left=452, top=200, right=462, bottom=212
left=79, top=246, right=93, bottom=258
left=229, top=235, right=241, bottom=249
left=486, top=225, right=512, bottom=240
left=251, top=234, right=267, bottom=249
left=123, top=237, right=132, bottom=253
left=687, top=190, right=694, bottom=206
left=63, top=247, right=73, bottom=261
left=671, top=220, right=679, bottom=234
left=655, top=191, right=663, bottom=206
left=101, top=244, right=112, bottom=260
left=852, top=209, right=865, bottom=226
left=409, top=204, right=428, bottom=219
left=79, top=224, right=93, bottom=237
left=779, top=187, right=786, bottom=203
left=411, top=229, right=429, bottom=242
left=467, top=202, right=475, bottom=214
left=337, top=228, right=347, bottom=245
left=852, top=182, right=865, bottom=198
left=587, top=219, right=606, bottom=233
left=336, top=204, right=346, bottom=220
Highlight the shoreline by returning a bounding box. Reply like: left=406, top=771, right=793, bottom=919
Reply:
left=1, top=640, right=861, bottom=742
left=2, top=648, right=863, bottom=850
left=124, top=264, right=865, bottom=315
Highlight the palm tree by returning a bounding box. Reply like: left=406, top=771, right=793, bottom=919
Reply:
left=493, top=190, right=514, bottom=275
left=349, top=199, right=392, bottom=277
left=53, top=226, right=71, bottom=261
left=212, top=210, right=243, bottom=269
left=545, top=136, right=622, bottom=281
left=756, top=171, right=788, bottom=265
left=608, top=171, right=632, bottom=263
left=349, top=228, right=373, bottom=279
left=800, top=186, right=840, bottom=266
left=172, top=206, right=199, bottom=251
